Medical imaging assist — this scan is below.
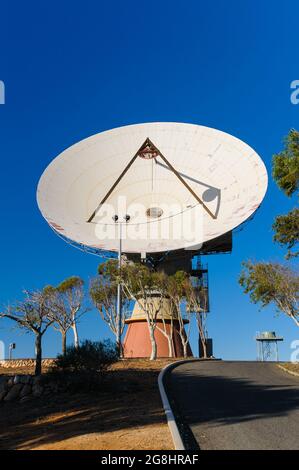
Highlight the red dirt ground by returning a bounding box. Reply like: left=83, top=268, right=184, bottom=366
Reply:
left=0, top=359, right=177, bottom=450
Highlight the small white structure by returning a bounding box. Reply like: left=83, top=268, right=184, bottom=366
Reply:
left=256, top=331, right=283, bottom=362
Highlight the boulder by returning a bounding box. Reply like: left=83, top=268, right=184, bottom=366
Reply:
left=4, top=383, right=23, bottom=401
left=14, top=375, right=32, bottom=385
left=7, top=378, right=14, bottom=388
left=13, top=375, right=22, bottom=385
left=19, top=384, right=31, bottom=398
left=32, top=384, right=43, bottom=397
left=0, top=380, right=8, bottom=393
left=19, top=395, right=33, bottom=403
left=32, top=375, right=42, bottom=386
left=48, top=382, right=59, bottom=393
left=22, top=375, right=32, bottom=384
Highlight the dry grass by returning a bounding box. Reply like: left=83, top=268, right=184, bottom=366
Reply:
left=0, top=366, right=50, bottom=376
left=279, top=362, right=299, bottom=375
left=0, top=358, right=177, bottom=450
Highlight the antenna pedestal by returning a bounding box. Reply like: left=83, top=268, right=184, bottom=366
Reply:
left=123, top=295, right=192, bottom=358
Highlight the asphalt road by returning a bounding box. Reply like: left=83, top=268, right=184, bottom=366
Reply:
left=168, top=361, right=299, bottom=450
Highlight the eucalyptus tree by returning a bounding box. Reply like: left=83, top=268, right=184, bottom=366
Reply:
left=0, top=289, right=54, bottom=375
left=165, top=271, right=192, bottom=358
left=90, top=260, right=130, bottom=356
left=240, top=129, right=299, bottom=327
left=239, top=261, right=299, bottom=328
left=120, top=263, right=166, bottom=360
left=272, top=129, right=299, bottom=258
left=146, top=271, right=175, bottom=358
left=272, top=128, right=299, bottom=197
left=185, top=277, right=209, bottom=358
left=55, top=276, right=86, bottom=348
left=46, top=276, right=87, bottom=353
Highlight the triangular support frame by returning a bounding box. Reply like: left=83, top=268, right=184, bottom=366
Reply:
left=87, top=137, right=216, bottom=223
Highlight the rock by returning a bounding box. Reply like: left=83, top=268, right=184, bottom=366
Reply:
left=50, top=383, right=59, bottom=393
left=19, top=395, right=33, bottom=403
left=32, top=384, right=43, bottom=397
left=0, top=381, right=8, bottom=393
left=14, top=374, right=32, bottom=385
left=32, top=376, right=42, bottom=386
left=0, top=390, right=7, bottom=401
left=4, top=383, right=23, bottom=401
left=22, top=375, right=32, bottom=384
left=19, top=384, right=31, bottom=398
left=7, top=378, right=14, bottom=388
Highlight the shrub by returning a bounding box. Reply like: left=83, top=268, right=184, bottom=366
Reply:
left=54, top=339, right=118, bottom=373
left=44, top=340, right=118, bottom=392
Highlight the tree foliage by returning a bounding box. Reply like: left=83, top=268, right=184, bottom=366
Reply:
left=0, top=289, right=54, bottom=375
left=241, top=130, right=299, bottom=329
left=44, top=276, right=86, bottom=355
left=239, top=261, right=299, bottom=327
left=273, top=207, right=299, bottom=259
left=119, top=264, right=203, bottom=359
left=272, top=129, right=299, bottom=197
left=120, top=263, right=168, bottom=360
left=272, top=129, right=299, bottom=258
left=90, top=260, right=130, bottom=354
left=166, top=271, right=194, bottom=358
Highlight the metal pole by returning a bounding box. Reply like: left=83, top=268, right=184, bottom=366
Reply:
left=117, top=222, right=122, bottom=356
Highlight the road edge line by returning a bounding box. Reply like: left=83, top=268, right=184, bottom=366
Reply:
left=158, top=358, right=211, bottom=450
left=158, top=360, right=189, bottom=450
left=277, top=364, right=299, bottom=378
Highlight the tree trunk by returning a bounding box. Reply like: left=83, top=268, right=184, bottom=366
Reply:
left=200, top=335, right=207, bottom=358
left=62, top=330, right=67, bottom=356
left=197, top=313, right=207, bottom=358
left=202, top=340, right=207, bottom=358
left=117, top=339, right=123, bottom=358
left=72, top=321, right=79, bottom=348
left=149, top=326, right=157, bottom=360
left=183, top=341, right=187, bottom=358
left=35, top=333, right=42, bottom=376
left=167, top=336, right=173, bottom=358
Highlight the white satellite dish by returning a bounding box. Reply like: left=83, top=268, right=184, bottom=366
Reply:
left=37, top=122, right=267, bottom=255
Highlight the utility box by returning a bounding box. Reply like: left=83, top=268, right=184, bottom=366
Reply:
left=199, top=338, right=213, bottom=358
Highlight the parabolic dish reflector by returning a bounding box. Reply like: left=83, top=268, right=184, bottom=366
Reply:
left=37, top=122, right=268, bottom=254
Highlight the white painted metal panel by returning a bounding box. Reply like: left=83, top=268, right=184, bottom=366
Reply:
left=37, top=122, right=268, bottom=253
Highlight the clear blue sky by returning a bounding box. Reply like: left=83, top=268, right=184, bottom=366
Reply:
left=0, top=0, right=298, bottom=360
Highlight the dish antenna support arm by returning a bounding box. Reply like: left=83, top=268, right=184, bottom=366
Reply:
left=87, top=145, right=142, bottom=223
left=155, top=147, right=216, bottom=220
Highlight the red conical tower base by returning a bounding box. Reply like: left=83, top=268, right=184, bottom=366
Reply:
left=123, top=296, right=192, bottom=358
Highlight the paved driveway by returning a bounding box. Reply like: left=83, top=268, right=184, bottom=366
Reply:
left=168, top=361, right=299, bottom=450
